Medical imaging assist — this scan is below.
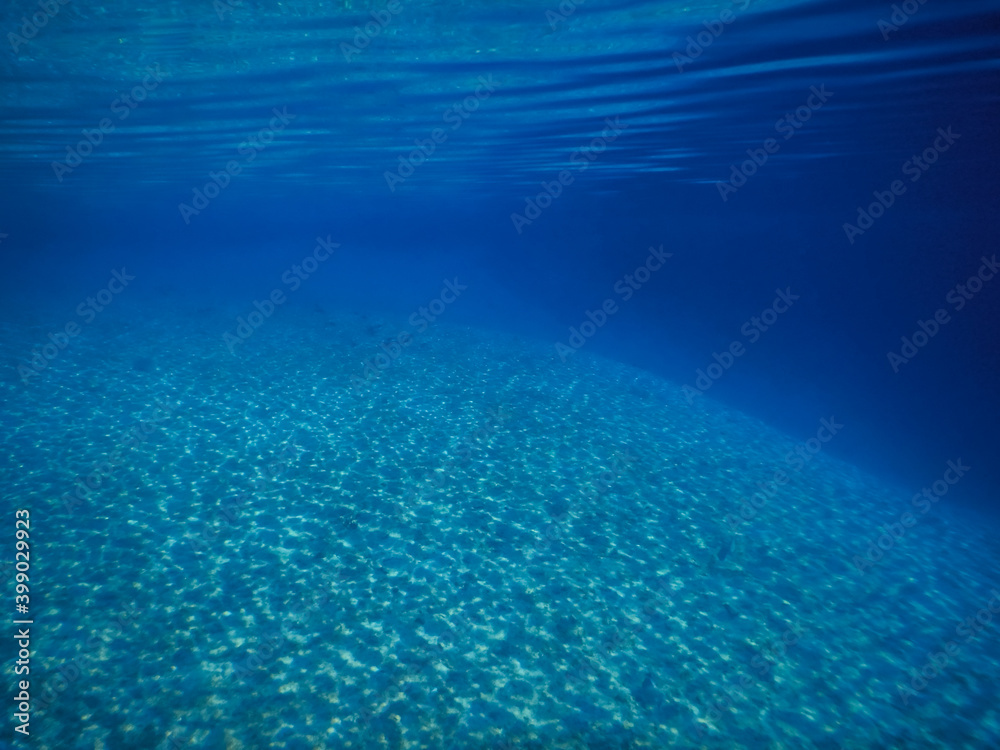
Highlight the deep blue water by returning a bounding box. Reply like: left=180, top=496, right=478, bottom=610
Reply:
left=2, top=0, right=1000, bottom=748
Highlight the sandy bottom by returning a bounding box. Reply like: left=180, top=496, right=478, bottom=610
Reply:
left=1, top=305, right=998, bottom=749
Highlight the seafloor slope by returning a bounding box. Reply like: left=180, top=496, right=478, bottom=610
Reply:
left=1, top=306, right=998, bottom=749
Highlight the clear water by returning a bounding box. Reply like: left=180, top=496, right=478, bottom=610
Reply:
left=1, top=0, right=999, bottom=748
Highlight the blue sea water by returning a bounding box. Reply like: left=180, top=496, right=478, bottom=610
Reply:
left=1, top=0, right=999, bottom=748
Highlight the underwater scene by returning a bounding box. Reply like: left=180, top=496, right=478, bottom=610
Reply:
left=1, top=0, right=999, bottom=748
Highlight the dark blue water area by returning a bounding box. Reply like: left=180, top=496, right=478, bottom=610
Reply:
left=6, top=168, right=1000, bottom=519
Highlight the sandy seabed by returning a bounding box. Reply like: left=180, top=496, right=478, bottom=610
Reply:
left=1, top=305, right=998, bottom=750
